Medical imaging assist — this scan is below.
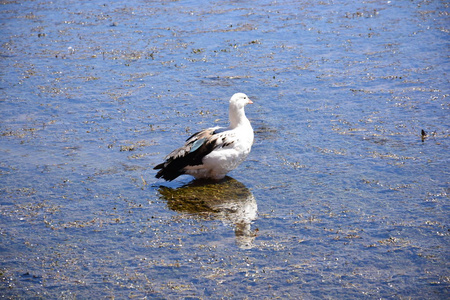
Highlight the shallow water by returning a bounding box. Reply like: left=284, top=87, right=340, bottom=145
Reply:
left=1, top=0, right=449, bottom=298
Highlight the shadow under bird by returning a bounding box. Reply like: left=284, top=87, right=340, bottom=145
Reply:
left=158, top=176, right=258, bottom=249
left=154, top=93, right=254, bottom=181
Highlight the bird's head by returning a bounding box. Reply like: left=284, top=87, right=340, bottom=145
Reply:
left=229, top=93, right=253, bottom=109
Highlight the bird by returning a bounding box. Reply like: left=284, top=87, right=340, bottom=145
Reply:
left=154, top=93, right=254, bottom=181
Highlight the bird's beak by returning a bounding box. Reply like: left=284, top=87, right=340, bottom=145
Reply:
left=248, top=99, right=253, bottom=104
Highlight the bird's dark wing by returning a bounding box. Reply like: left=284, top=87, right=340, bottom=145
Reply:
left=154, top=127, right=235, bottom=181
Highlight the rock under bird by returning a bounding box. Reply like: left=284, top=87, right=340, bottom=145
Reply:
left=154, top=93, right=254, bottom=181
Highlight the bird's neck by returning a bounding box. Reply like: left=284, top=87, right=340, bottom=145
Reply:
left=229, top=106, right=249, bottom=129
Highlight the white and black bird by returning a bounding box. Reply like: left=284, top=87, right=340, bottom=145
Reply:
left=154, top=93, right=254, bottom=181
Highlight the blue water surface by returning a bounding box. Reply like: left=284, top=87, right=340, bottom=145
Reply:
left=1, top=0, right=449, bottom=298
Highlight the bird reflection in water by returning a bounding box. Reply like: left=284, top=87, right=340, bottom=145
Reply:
left=158, top=177, right=257, bottom=249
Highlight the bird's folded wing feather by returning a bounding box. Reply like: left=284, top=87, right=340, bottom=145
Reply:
left=154, top=127, right=236, bottom=170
